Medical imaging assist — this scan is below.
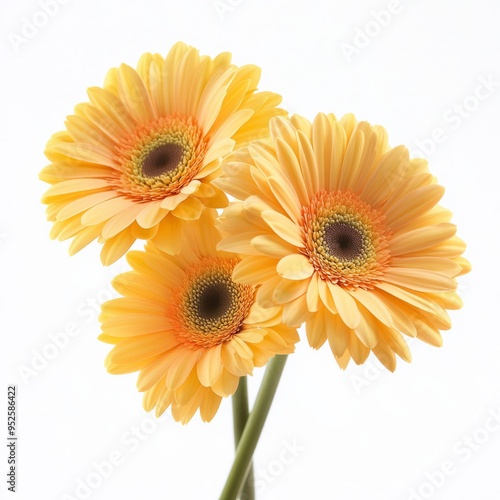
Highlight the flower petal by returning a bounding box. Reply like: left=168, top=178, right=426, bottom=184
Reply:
left=276, top=254, right=314, bottom=280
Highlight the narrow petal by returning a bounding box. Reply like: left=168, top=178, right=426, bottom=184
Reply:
left=136, top=202, right=168, bottom=229
left=325, top=311, right=350, bottom=357
left=273, top=278, right=309, bottom=304
left=251, top=234, right=296, bottom=259
left=165, top=349, right=201, bottom=390
left=102, top=203, right=144, bottom=239
left=306, top=273, right=320, bottom=312
left=81, top=197, right=132, bottom=226
left=305, top=306, right=328, bottom=349
left=274, top=136, right=309, bottom=205
left=282, top=294, right=314, bottom=326
left=232, top=256, right=277, bottom=285
left=42, top=179, right=110, bottom=200
left=385, top=185, right=445, bottom=230
left=56, top=191, right=118, bottom=221
left=382, top=268, right=457, bottom=293
left=197, top=345, right=223, bottom=387
left=317, top=278, right=337, bottom=314
left=261, top=210, right=304, bottom=247
left=389, top=223, right=456, bottom=256
left=348, top=335, right=370, bottom=365
left=107, top=333, right=177, bottom=364
left=347, top=288, right=394, bottom=328
left=329, top=284, right=361, bottom=329
left=100, top=228, right=135, bottom=265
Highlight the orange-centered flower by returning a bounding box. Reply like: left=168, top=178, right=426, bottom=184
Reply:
left=99, top=210, right=298, bottom=423
left=216, top=113, right=470, bottom=371
left=40, top=42, right=285, bottom=265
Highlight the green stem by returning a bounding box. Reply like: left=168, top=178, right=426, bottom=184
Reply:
left=231, top=377, right=255, bottom=500
left=221, top=355, right=288, bottom=500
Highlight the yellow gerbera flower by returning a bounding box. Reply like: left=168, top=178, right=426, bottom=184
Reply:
left=99, top=210, right=298, bottom=423
left=216, top=113, right=470, bottom=371
left=40, top=41, right=285, bottom=265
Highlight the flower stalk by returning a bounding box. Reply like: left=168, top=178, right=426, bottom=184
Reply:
left=221, top=355, right=288, bottom=500
left=231, top=377, right=255, bottom=500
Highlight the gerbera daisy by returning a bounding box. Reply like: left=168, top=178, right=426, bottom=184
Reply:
left=98, top=210, right=298, bottom=423
left=215, top=113, right=470, bottom=371
left=40, top=42, right=285, bottom=265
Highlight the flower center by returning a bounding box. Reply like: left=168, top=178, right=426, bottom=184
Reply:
left=141, top=143, right=184, bottom=178
left=196, top=282, right=233, bottom=320
left=324, top=223, right=364, bottom=261
left=169, top=258, right=255, bottom=349
left=113, top=116, right=208, bottom=202
left=301, top=191, right=391, bottom=290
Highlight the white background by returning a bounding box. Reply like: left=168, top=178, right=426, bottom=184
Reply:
left=1, top=0, right=499, bottom=499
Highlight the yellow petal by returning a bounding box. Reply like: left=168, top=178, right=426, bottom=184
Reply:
left=100, top=228, right=135, bottom=265
left=348, top=334, right=370, bottom=365
left=282, top=294, right=313, bottom=326
left=261, top=210, right=304, bottom=247
left=305, top=307, right=327, bottom=349
left=325, top=311, right=349, bottom=357
left=197, top=345, right=223, bottom=387
left=385, top=185, right=445, bottom=230
left=106, top=333, right=177, bottom=364
left=165, top=349, right=201, bottom=390
left=152, top=216, right=183, bottom=254
left=274, top=136, right=309, bottom=205
left=373, top=343, right=397, bottom=372
left=353, top=304, right=379, bottom=348
left=382, top=268, right=457, bottom=293
left=347, top=288, right=394, bottom=328
left=212, top=369, right=239, bottom=398
left=389, top=223, right=456, bottom=256
left=390, top=256, right=462, bottom=278
left=317, top=278, right=337, bottom=314
left=277, top=254, right=314, bottom=280
left=306, top=273, right=320, bottom=312
left=232, top=256, right=277, bottom=285
left=55, top=191, right=118, bottom=221
left=273, top=278, right=309, bottom=304
left=199, top=389, right=222, bottom=423
left=171, top=196, right=204, bottom=220
left=267, top=175, right=302, bottom=224
left=42, top=179, right=110, bottom=201
left=160, top=192, right=188, bottom=210
left=136, top=202, right=168, bottom=229
left=102, top=204, right=144, bottom=239
left=329, top=284, right=361, bottom=329
left=81, top=196, right=132, bottom=226
left=117, top=63, right=156, bottom=123
left=251, top=234, right=296, bottom=259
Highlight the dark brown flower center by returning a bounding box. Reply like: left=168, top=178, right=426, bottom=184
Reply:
left=196, top=282, right=233, bottom=320
left=170, top=258, right=256, bottom=348
left=324, top=223, right=363, bottom=261
left=141, top=143, right=184, bottom=178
